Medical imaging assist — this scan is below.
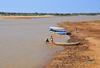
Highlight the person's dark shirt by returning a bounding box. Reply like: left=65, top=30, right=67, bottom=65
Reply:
left=46, top=39, right=49, bottom=42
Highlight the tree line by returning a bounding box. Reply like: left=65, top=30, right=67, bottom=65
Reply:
left=0, top=12, right=100, bottom=16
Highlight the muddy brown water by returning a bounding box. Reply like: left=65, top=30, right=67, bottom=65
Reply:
left=0, top=15, right=100, bottom=68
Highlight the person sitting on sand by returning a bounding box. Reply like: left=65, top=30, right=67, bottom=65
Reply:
left=46, top=38, right=49, bottom=42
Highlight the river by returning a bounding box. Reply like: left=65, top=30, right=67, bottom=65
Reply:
left=0, top=15, right=100, bottom=68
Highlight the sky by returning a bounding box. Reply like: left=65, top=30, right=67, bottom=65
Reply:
left=0, top=0, right=100, bottom=13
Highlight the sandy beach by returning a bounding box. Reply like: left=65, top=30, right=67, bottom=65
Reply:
left=0, top=15, right=55, bottom=19
left=44, top=21, right=100, bottom=68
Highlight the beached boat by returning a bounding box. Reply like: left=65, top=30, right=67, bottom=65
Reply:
left=45, top=42, right=80, bottom=46
left=49, top=27, right=67, bottom=35
left=53, top=42, right=80, bottom=46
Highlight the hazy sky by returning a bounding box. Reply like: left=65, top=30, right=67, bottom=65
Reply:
left=0, top=0, right=100, bottom=13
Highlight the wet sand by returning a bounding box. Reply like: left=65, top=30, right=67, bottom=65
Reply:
left=44, top=21, right=100, bottom=68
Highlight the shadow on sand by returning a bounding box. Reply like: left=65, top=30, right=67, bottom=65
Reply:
left=66, top=32, right=71, bottom=35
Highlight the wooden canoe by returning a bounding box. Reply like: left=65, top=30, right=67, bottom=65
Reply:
left=53, top=42, right=80, bottom=46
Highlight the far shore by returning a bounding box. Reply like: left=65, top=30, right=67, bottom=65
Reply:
left=0, top=15, right=97, bottom=19
left=0, top=15, right=56, bottom=19
left=44, top=20, right=100, bottom=68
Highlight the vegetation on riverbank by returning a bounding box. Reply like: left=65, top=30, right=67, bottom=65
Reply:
left=0, top=12, right=100, bottom=16
left=58, top=20, right=100, bottom=26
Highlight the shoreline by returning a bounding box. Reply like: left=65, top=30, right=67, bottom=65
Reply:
left=44, top=21, right=100, bottom=68
left=0, top=15, right=56, bottom=19
left=0, top=15, right=98, bottom=19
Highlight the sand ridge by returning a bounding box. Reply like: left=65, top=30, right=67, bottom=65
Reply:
left=0, top=15, right=55, bottom=19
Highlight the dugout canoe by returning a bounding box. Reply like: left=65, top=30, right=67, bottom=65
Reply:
left=53, top=42, right=80, bottom=46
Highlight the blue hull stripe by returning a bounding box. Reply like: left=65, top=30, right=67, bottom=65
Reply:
left=49, top=31, right=66, bottom=35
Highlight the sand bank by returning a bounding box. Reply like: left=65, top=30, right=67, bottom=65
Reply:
left=44, top=21, right=100, bottom=68
left=0, top=15, right=55, bottom=19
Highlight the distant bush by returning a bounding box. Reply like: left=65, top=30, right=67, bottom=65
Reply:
left=0, top=12, right=100, bottom=16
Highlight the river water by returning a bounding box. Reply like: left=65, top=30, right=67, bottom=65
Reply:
left=0, top=15, right=100, bottom=68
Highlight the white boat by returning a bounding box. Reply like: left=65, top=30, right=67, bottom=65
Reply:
left=49, top=27, right=67, bottom=35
